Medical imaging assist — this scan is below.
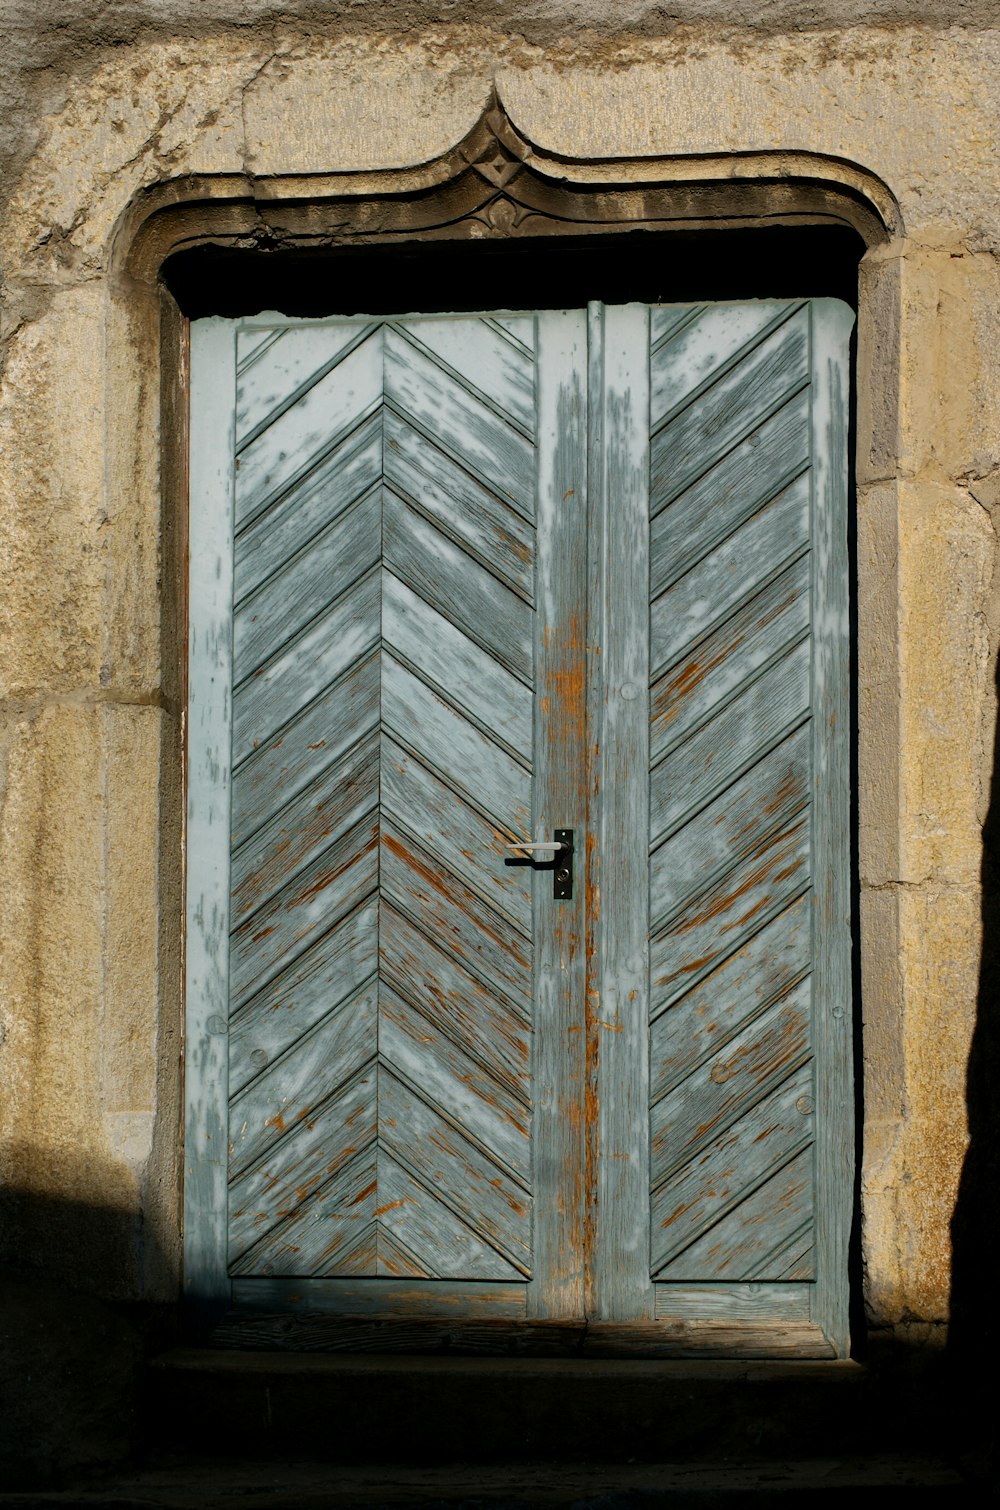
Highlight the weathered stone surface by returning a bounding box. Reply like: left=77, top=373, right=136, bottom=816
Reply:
left=863, top=886, right=979, bottom=1323
left=0, top=703, right=178, bottom=1296
left=498, top=29, right=1000, bottom=239
left=857, top=480, right=902, bottom=889
left=0, top=705, right=104, bottom=1183
left=0, top=288, right=108, bottom=699
left=896, top=480, right=994, bottom=886
left=244, top=33, right=494, bottom=175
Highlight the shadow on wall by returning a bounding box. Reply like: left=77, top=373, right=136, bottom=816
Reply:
left=0, top=1168, right=177, bottom=1489
left=949, top=657, right=1000, bottom=1464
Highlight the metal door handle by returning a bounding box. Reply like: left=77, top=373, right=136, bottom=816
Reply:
left=503, top=840, right=567, bottom=852
left=503, top=829, right=574, bottom=900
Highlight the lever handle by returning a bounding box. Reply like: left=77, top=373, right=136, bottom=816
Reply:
left=504, top=840, right=567, bottom=852
left=502, top=829, right=574, bottom=900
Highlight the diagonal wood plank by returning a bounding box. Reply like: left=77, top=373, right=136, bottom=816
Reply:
left=230, top=1145, right=379, bottom=1278
left=654, top=1147, right=816, bottom=1282
left=229, top=813, right=378, bottom=1011
left=650, top=555, right=810, bottom=762
left=236, top=331, right=384, bottom=525
left=382, top=569, right=533, bottom=759
left=378, top=1071, right=532, bottom=1276
left=232, top=569, right=380, bottom=765
left=649, top=641, right=811, bottom=845
left=650, top=303, right=794, bottom=428
left=375, top=1149, right=524, bottom=1282
left=231, top=733, right=378, bottom=928
left=229, top=899, right=378, bottom=1095
left=378, top=901, right=530, bottom=1098
left=384, top=411, right=535, bottom=596
left=231, top=651, right=379, bottom=849
left=236, top=321, right=376, bottom=447
left=650, top=478, right=810, bottom=681
left=229, top=980, right=377, bottom=1180
left=649, top=728, right=810, bottom=931
left=374, top=1220, right=432, bottom=1279
left=650, top=388, right=810, bottom=593
left=380, top=738, right=532, bottom=935
left=650, top=982, right=812, bottom=1183
left=395, top=317, right=535, bottom=435
left=651, top=1061, right=814, bottom=1274
left=650, top=895, right=812, bottom=1097
left=330, top=1222, right=380, bottom=1277
left=385, top=326, right=534, bottom=513
left=382, top=653, right=531, bottom=835
left=228, top=1070, right=376, bottom=1267
left=380, top=818, right=533, bottom=1011
left=650, top=306, right=809, bottom=506
left=650, top=819, right=810, bottom=1009
left=383, top=488, right=533, bottom=682
left=234, top=486, right=382, bottom=678
left=235, top=413, right=382, bottom=601
left=379, top=982, right=530, bottom=1179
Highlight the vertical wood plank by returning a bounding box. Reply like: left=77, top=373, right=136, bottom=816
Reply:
left=587, top=303, right=654, bottom=1320
left=808, top=298, right=855, bottom=1358
left=184, top=319, right=236, bottom=1327
left=528, top=310, right=589, bottom=1319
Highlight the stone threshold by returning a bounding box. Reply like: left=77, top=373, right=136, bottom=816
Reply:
left=147, top=1350, right=871, bottom=1464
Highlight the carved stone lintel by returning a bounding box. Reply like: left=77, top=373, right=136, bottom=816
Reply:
left=119, top=89, right=897, bottom=280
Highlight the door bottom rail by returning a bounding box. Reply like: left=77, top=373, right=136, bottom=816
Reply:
left=207, top=1311, right=835, bottom=1359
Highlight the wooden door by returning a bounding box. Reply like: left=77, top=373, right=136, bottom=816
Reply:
left=186, top=311, right=589, bottom=1328
left=185, top=299, right=853, bottom=1355
left=586, top=301, right=854, bottom=1356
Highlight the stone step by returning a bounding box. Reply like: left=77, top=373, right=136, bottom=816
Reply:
left=0, top=1454, right=976, bottom=1509
left=147, top=1351, right=880, bottom=1464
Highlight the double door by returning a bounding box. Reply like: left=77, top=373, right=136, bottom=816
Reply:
left=185, top=299, right=853, bottom=1355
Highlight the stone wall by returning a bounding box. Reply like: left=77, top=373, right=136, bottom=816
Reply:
left=1, top=3, right=998, bottom=1341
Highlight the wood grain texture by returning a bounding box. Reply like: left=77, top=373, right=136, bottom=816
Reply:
left=235, top=321, right=375, bottom=448
left=188, top=301, right=852, bottom=1349
left=650, top=305, right=810, bottom=508
left=228, top=898, right=377, bottom=1096
left=651, top=1062, right=814, bottom=1273
left=382, top=487, right=533, bottom=683
left=587, top=302, right=654, bottom=1321
left=224, top=314, right=542, bottom=1289
left=650, top=555, right=811, bottom=762
left=384, top=325, right=534, bottom=514
left=806, top=299, right=855, bottom=1356
left=649, top=480, right=810, bottom=682
left=644, top=300, right=844, bottom=1309
left=649, top=390, right=810, bottom=599
left=230, top=1276, right=528, bottom=1316
left=231, top=652, right=379, bottom=851
left=528, top=309, right=589, bottom=1319
left=649, top=641, right=811, bottom=845
left=235, top=414, right=381, bottom=602
left=650, top=897, right=812, bottom=1096
left=185, top=318, right=237, bottom=1324
left=235, top=331, right=383, bottom=526
left=384, top=411, right=534, bottom=598
left=650, top=818, right=811, bottom=1012
left=208, top=1312, right=833, bottom=1357
left=649, top=732, right=810, bottom=936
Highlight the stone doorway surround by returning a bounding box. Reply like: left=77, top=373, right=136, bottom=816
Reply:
left=141, top=93, right=891, bottom=1349
left=3, top=34, right=994, bottom=1358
